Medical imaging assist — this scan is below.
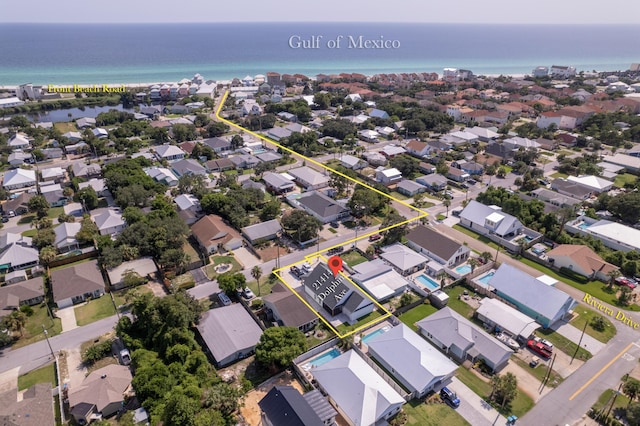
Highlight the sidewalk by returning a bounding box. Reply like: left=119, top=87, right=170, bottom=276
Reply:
left=57, top=306, right=78, bottom=333
left=551, top=320, right=606, bottom=355
left=447, top=377, right=509, bottom=426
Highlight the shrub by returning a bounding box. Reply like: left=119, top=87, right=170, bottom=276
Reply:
left=82, top=339, right=114, bottom=365
left=19, top=305, right=34, bottom=317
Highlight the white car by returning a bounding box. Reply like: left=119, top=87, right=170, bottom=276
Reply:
left=243, top=287, right=256, bottom=299
left=119, top=349, right=131, bottom=366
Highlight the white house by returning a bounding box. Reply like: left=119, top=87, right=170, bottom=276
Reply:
left=288, top=166, right=330, bottom=191
left=154, top=145, right=186, bottom=161
left=8, top=133, right=31, bottom=150
left=92, top=209, right=126, bottom=236
left=375, top=168, right=402, bottom=185
left=3, top=169, right=36, bottom=190
left=550, top=65, right=576, bottom=79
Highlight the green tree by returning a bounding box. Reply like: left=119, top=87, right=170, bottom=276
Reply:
left=380, top=210, right=407, bottom=246
left=442, top=199, right=451, bottom=217
left=76, top=215, right=100, bottom=245
left=202, top=383, right=244, bottom=416
left=251, top=266, right=263, bottom=296
left=163, top=392, right=200, bottom=426
left=389, top=154, right=419, bottom=179
left=255, top=327, right=307, bottom=371
left=628, top=402, right=640, bottom=426
left=39, top=245, right=57, bottom=266
left=28, top=195, right=50, bottom=219
left=348, top=186, right=385, bottom=217
left=624, top=378, right=640, bottom=405
left=259, top=198, right=281, bottom=221
left=32, top=226, right=55, bottom=249
left=217, top=272, right=246, bottom=296
left=480, top=251, right=493, bottom=263
left=281, top=210, right=322, bottom=244
left=75, top=186, right=99, bottom=211
left=4, top=311, right=26, bottom=337
left=607, top=269, right=622, bottom=290
left=436, top=160, right=449, bottom=175
left=468, top=257, right=479, bottom=272
left=206, top=122, right=229, bottom=137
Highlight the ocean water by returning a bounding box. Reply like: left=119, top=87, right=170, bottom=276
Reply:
left=0, top=23, right=638, bottom=85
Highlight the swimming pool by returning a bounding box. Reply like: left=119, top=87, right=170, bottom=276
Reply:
left=578, top=222, right=591, bottom=230
left=308, top=348, right=341, bottom=368
left=455, top=264, right=472, bottom=275
left=416, top=274, right=440, bottom=291
left=521, top=235, right=534, bottom=243
left=477, top=271, right=495, bottom=285
left=362, top=326, right=391, bottom=345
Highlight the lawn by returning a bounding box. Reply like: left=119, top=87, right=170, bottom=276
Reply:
left=452, top=224, right=502, bottom=251
left=204, top=255, right=242, bottom=279
left=336, top=309, right=386, bottom=334
left=403, top=399, right=470, bottom=426
left=511, top=357, right=563, bottom=388
left=518, top=257, right=640, bottom=312
left=47, top=206, right=64, bottom=219
left=245, top=278, right=278, bottom=298
left=592, top=388, right=631, bottom=413
left=456, top=367, right=535, bottom=417
left=74, top=295, right=116, bottom=326
left=14, top=304, right=62, bottom=348
left=18, top=363, right=56, bottom=391
left=550, top=172, right=568, bottom=179
left=398, top=303, right=438, bottom=331
left=569, top=306, right=617, bottom=343
left=53, top=122, right=77, bottom=133
left=535, top=328, right=592, bottom=360
left=21, top=229, right=37, bottom=237
left=614, top=173, right=637, bottom=188
left=342, top=250, right=369, bottom=267
left=444, top=286, right=477, bottom=319
left=390, top=191, right=409, bottom=201
left=182, top=240, right=201, bottom=265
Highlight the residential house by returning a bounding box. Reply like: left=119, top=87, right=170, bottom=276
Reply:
left=78, top=178, right=107, bottom=197
left=369, top=108, right=390, bottom=119
left=351, top=259, right=409, bottom=301
left=266, top=127, right=292, bottom=141
left=407, top=225, right=470, bottom=269
left=241, top=100, right=263, bottom=116
left=241, top=219, right=282, bottom=245
left=230, top=154, right=260, bottom=169
left=174, top=194, right=200, bottom=214
left=375, top=168, right=403, bottom=185
left=76, top=117, right=96, bottom=129
left=54, top=222, right=82, bottom=253
left=171, top=158, right=207, bottom=177
left=0, top=233, right=39, bottom=272
left=92, top=208, right=126, bottom=236
left=258, top=386, right=332, bottom=426
left=535, top=138, right=558, bottom=151
left=454, top=160, right=483, bottom=176
left=366, top=324, right=458, bottom=397
left=603, top=153, right=640, bottom=173
left=483, top=264, right=577, bottom=328
left=416, top=174, right=447, bottom=192
left=262, top=172, right=296, bottom=194
left=154, top=144, right=186, bottom=161
left=64, top=141, right=89, bottom=155
left=502, top=137, right=540, bottom=150
left=203, top=137, right=233, bottom=154
left=417, top=307, right=513, bottom=371
left=40, top=183, right=68, bottom=207
left=476, top=298, right=540, bottom=341
left=289, top=166, right=330, bottom=191
left=405, top=140, right=432, bottom=158
left=419, top=162, right=436, bottom=174
left=263, top=283, right=318, bottom=332
left=0, top=383, right=55, bottom=426
left=255, top=151, right=282, bottom=163
left=467, top=126, right=499, bottom=142
left=446, top=166, right=469, bottom=182
left=312, top=350, right=404, bottom=426
left=566, top=175, right=614, bottom=193
left=459, top=200, right=523, bottom=239
left=295, top=191, right=350, bottom=224
left=550, top=65, right=576, bottom=78
left=69, top=364, right=133, bottom=424
left=3, top=168, right=36, bottom=190
left=362, top=151, right=387, bottom=166
left=396, top=179, right=427, bottom=197
left=8, top=133, right=31, bottom=150
left=196, top=304, right=263, bottom=366
left=340, top=154, right=366, bottom=170
left=0, top=192, right=33, bottom=216
left=51, top=260, right=105, bottom=308
left=380, top=145, right=406, bottom=158
left=62, top=131, right=83, bottom=142
left=71, top=162, right=102, bottom=179
left=92, top=128, right=108, bottom=138
left=107, top=258, right=158, bottom=290
left=550, top=178, right=593, bottom=200
left=205, top=158, right=235, bottom=172
left=0, top=276, right=45, bottom=318
left=546, top=244, right=618, bottom=282
left=358, top=129, right=380, bottom=142
left=380, top=243, right=429, bottom=276
left=566, top=216, right=640, bottom=253
left=8, top=151, right=32, bottom=167
left=530, top=188, right=582, bottom=209
left=191, top=214, right=243, bottom=254
left=144, top=166, right=179, bottom=186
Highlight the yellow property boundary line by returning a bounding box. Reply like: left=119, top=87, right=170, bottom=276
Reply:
left=215, top=90, right=427, bottom=338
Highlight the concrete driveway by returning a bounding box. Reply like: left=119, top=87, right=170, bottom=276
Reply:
left=187, top=280, right=220, bottom=300
left=0, top=367, right=20, bottom=393
left=233, top=247, right=260, bottom=269
left=447, top=377, right=509, bottom=426
left=57, top=306, right=78, bottom=332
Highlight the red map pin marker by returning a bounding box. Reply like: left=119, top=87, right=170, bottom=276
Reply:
left=328, top=256, right=343, bottom=277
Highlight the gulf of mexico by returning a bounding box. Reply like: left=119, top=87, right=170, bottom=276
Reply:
left=0, top=23, right=638, bottom=85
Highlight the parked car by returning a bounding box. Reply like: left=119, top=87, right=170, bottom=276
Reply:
left=467, top=179, right=477, bottom=185
left=329, top=221, right=340, bottom=228
left=119, top=349, right=131, bottom=366
left=368, top=234, right=382, bottom=242
left=529, top=357, right=540, bottom=368
left=218, top=292, right=231, bottom=306
left=527, top=339, right=552, bottom=358
left=243, top=287, right=255, bottom=299
left=616, top=277, right=637, bottom=289
left=440, top=387, right=460, bottom=408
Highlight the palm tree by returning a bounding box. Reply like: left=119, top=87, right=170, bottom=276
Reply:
left=608, top=269, right=622, bottom=290
left=468, top=258, right=480, bottom=273
left=480, top=251, right=493, bottom=264
left=443, top=199, right=451, bottom=217
left=251, top=265, right=263, bottom=296
left=5, top=311, right=26, bottom=337
left=437, top=272, right=448, bottom=287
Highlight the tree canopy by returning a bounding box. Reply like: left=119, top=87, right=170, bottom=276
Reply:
left=255, top=327, right=307, bottom=370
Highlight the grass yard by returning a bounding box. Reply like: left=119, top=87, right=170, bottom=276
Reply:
left=204, top=255, right=242, bottom=279
left=550, top=172, right=568, bottom=179
left=21, top=229, right=37, bottom=237
left=569, top=306, right=616, bottom=343
left=519, top=257, right=640, bottom=312
left=328, top=227, right=337, bottom=234
left=436, top=214, right=447, bottom=221
left=336, top=309, right=386, bottom=334
left=403, top=399, right=470, bottom=426
left=456, top=367, right=535, bottom=417
left=14, top=304, right=62, bottom=348
left=398, top=303, right=438, bottom=331
left=614, top=173, right=637, bottom=188
left=445, top=286, right=477, bottom=319
left=18, top=363, right=56, bottom=391
left=182, top=240, right=201, bottom=265
left=452, top=224, right=502, bottom=251
left=390, top=191, right=409, bottom=201
left=592, top=388, right=631, bottom=412
left=245, top=279, right=278, bottom=298
left=342, top=250, right=368, bottom=267
left=74, top=295, right=116, bottom=326
left=511, top=357, right=563, bottom=388
left=535, top=328, right=592, bottom=360
left=53, top=122, right=77, bottom=133
left=47, top=207, right=64, bottom=219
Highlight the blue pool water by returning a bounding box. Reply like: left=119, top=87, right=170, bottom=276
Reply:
left=362, top=326, right=391, bottom=345
left=455, top=265, right=472, bottom=275
left=578, top=222, right=591, bottom=230
left=522, top=235, right=534, bottom=243
left=416, top=274, right=440, bottom=291
left=477, top=271, right=496, bottom=285
left=309, top=349, right=341, bottom=368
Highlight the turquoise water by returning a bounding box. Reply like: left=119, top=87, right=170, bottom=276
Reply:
left=309, top=348, right=341, bottom=367
left=416, top=274, right=440, bottom=291
left=578, top=223, right=591, bottom=230
left=477, top=271, right=496, bottom=285
left=522, top=235, right=534, bottom=243
left=362, top=327, right=390, bottom=344
left=455, top=265, right=472, bottom=275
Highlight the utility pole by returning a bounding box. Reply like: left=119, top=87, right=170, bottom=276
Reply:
left=42, top=325, right=55, bottom=359
left=605, top=382, right=623, bottom=419
left=570, top=320, right=588, bottom=364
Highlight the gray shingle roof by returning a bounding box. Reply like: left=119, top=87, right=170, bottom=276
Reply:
left=298, top=192, right=349, bottom=220
left=241, top=219, right=282, bottom=242
left=459, top=200, right=522, bottom=237
left=406, top=226, right=463, bottom=263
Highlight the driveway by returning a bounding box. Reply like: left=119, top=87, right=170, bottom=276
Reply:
left=233, top=247, right=260, bottom=269
left=0, top=367, right=20, bottom=393
left=447, top=377, right=509, bottom=426
left=57, top=306, right=78, bottom=332
left=190, top=267, right=208, bottom=284
left=551, top=320, right=606, bottom=355
left=187, top=280, right=220, bottom=300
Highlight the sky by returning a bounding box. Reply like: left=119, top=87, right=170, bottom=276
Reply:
left=3, top=0, right=640, bottom=24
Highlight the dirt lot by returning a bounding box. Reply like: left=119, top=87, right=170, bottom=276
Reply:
left=239, top=370, right=304, bottom=426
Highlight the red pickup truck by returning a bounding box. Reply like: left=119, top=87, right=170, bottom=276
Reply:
left=527, top=340, right=552, bottom=358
